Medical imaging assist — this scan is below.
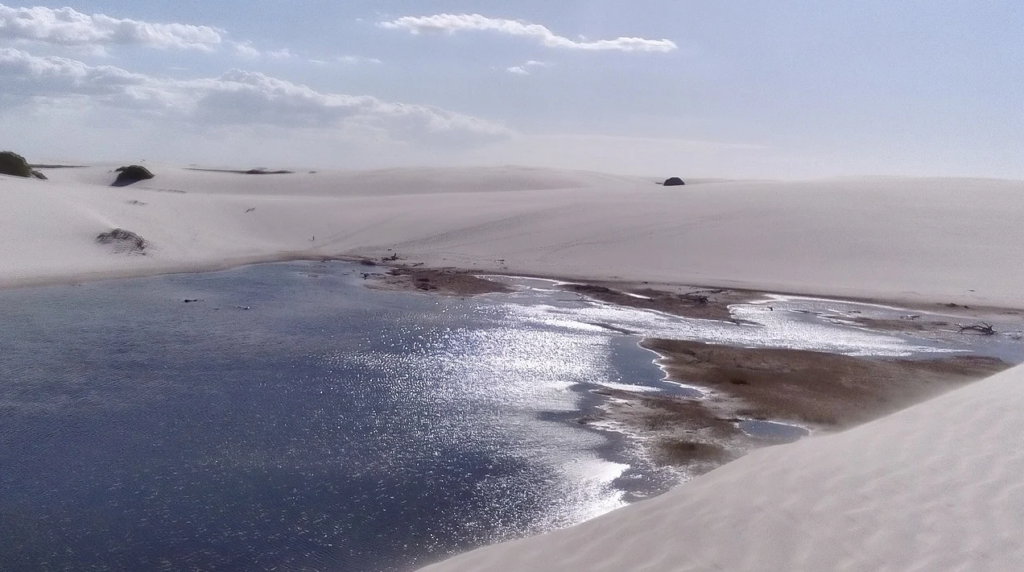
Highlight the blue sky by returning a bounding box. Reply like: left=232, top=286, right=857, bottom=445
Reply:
left=1, top=1, right=1021, bottom=177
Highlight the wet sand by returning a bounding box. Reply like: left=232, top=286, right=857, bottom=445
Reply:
left=586, top=342, right=1008, bottom=477
left=367, top=264, right=512, bottom=296
left=370, top=263, right=750, bottom=317
left=555, top=283, right=742, bottom=322
left=371, top=265, right=1022, bottom=329
left=640, top=340, right=1006, bottom=427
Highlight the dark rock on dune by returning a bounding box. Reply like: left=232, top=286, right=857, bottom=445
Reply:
left=31, top=170, right=47, bottom=180
left=0, top=151, right=33, bottom=178
left=96, top=228, right=147, bottom=254
left=663, top=177, right=685, bottom=186
left=113, top=165, right=155, bottom=186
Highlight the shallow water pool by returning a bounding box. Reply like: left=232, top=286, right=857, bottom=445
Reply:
left=1, top=261, right=1016, bottom=571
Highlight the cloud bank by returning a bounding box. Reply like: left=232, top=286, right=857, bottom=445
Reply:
left=0, top=4, right=313, bottom=63
left=380, top=14, right=677, bottom=53
left=0, top=3, right=222, bottom=50
left=0, top=47, right=508, bottom=143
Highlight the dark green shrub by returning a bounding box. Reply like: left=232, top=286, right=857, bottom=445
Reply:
left=663, top=177, right=685, bottom=186
left=96, top=228, right=147, bottom=253
left=114, top=165, right=154, bottom=186
left=0, top=151, right=32, bottom=178
left=245, top=168, right=293, bottom=175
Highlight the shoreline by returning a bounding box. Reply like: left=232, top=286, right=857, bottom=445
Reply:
left=365, top=262, right=1024, bottom=323
left=5, top=255, right=1021, bottom=480
left=599, top=344, right=1009, bottom=476
left=363, top=263, right=1020, bottom=479
left=3, top=249, right=1023, bottom=317
left=0, top=253, right=351, bottom=292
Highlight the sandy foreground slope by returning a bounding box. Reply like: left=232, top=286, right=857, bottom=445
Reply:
left=420, top=362, right=1024, bottom=572
left=1, top=165, right=1023, bottom=308
left=3, top=165, right=1024, bottom=571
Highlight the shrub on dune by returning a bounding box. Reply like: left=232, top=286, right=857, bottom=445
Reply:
left=0, top=151, right=33, bottom=178
left=96, top=228, right=147, bottom=254
left=114, top=165, right=155, bottom=186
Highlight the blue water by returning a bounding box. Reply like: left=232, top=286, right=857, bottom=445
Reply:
left=0, top=261, right=674, bottom=572
left=2, top=261, right=1018, bottom=572
left=738, top=420, right=811, bottom=442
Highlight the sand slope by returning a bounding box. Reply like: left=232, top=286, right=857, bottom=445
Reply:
left=2, top=166, right=1022, bottom=308
left=419, top=362, right=1024, bottom=572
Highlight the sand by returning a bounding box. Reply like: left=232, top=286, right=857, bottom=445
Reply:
left=419, top=363, right=1024, bottom=572
left=4, top=164, right=1024, bottom=571
left=579, top=345, right=1008, bottom=478
left=2, top=166, right=1023, bottom=310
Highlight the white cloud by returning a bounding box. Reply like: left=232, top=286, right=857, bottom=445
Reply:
left=0, top=46, right=177, bottom=111
left=230, top=41, right=294, bottom=62
left=231, top=40, right=261, bottom=59
left=507, top=60, right=550, bottom=75
left=0, top=4, right=352, bottom=68
left=232, top=42, right=378, bottom=67
left=265, top=47, right=295, bottom=60
left=337, top=55, right=383, bottom=65
left=0, top=47, right=509, bottom=144
left=0, top=3, right=223, bottom=50
left=380, top=14, right=677, bottom=53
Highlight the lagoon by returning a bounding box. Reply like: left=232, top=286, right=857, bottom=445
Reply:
left=1, top=260, right=1014, bottom=571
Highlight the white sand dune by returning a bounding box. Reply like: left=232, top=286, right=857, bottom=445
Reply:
left=2, top=165, right=1023, bottom=310
left=3, top=164, right=1023, bottom=571
left=420, top=362, right=1024, bottom=572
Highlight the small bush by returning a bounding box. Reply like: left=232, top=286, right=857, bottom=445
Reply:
left=0, top=151, right=32, bottom=178
left=663, top=177, right=685, bottom=186
left=96, top=228, right=147, bottom=253
left=114, top=165, right=155, bottom=186
left=245, top=168, right=294, bottom=175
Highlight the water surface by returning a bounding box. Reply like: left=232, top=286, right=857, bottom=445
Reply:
left=0, top=262, right=671, bottom=572
left=1, top=261, right=1017, bottom=571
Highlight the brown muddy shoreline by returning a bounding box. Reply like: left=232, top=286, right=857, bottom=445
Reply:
left=600, top=342, right=1009, bottom=477
left=367, top=262, right=1021, bottom=324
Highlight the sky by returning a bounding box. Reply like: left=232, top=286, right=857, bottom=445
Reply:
left=0, top=1, right=1021, bottom=178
